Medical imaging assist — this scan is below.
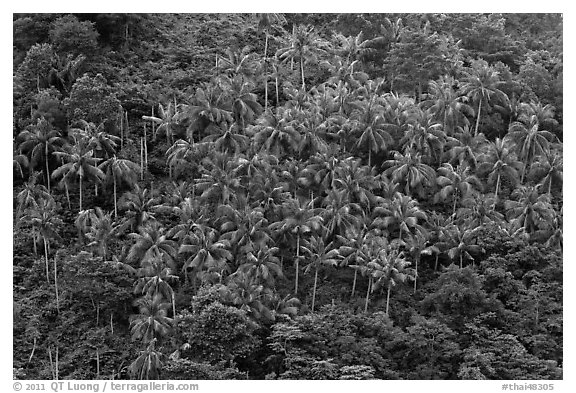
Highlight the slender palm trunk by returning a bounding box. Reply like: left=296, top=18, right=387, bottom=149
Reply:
left=113, top=175, right=118, bottom=218
left=172, top=291, right=176, bottom=318
left=548, top=178, right=552, bottom=196
left=64, top=181, right=71, bottom=210
left=264, top=32, right=269, bottom=112
left=300, top=56, right=305, bottom=90
left=413, top=256, right=419, bottom=294
left=295, top=234, right=300, bottom=294
left=368, top=149, right=372, bottom=168
left=351, top=268, right=357, bottom=298
left=79, top=175, right=83, bottom=211
left=434, top=253, right=439, bottom=271
left=312, top=265, right=319, bottom=312
left=364, top=276, right=372, bottom=313
left=386, top=282, right=392, bottom=316
left=275, top=74, right=280, bottom=106
left=494, top=173, right=501, bottom=203
left=54, top=250, right=59, bottom=314
left=474, top=99, right=482, bottom=136
left=140, top=138, right=144, bottom=181
left=459, top=253, right=463, bottom=269
left=120, top=112, right=124, bottom=149
left=45, top=144, right=50, bottom=193
left=28, top=337, right=37, bottom=364
left=96, top=348, right=100, bottom=379
left=43, top=235, right=50, bottom=283
left=453, top=190, right=458, bottom=216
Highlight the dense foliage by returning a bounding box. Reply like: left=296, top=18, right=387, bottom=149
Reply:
left=13, top=13, right=562, bottom=380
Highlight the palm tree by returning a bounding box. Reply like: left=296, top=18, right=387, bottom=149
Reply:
left=251, top=108, right=300, bottom=158
left=404, top=229, right=438, bottom=293
left=179, top=225, right=232, bottom=288
left=373, top=193, right=427, bottom=243
left=460, top=61, right=509, bottom=136
left=238, top=244, right=283, bottom=287
left=195, top=152, right=243, bottom=206
left=130, top=295, right=173, bottom=343
left=118, top=184, right=162, bottom=232
left=352, top=96, right=394, bottom=167
left=142, top=100, right=180, bottom=145
left=18, top=118, right=66, bottom=192
left=224, top=272, right=274, bottom=321
left=129, top=339, right=162, bottom=380
left=134, top=256, right=179, bottom=318
left=220, top=75, right=263, bottom=130
left=320, top=189, right=361, bottom=241
left=456, top=194, right=505, bottom=228
left=300, top=235, right=340, bottom=312
left=277, top=24, right=328, bottom=90
left=99, top=156, right=140, bottom=218
left=507, top=115, right=557, bottom=183
left=16, top=172, right=51, bottom=218
left=383, top=150, right=436, bottom=196
left=202, top=122, right=249, bottom=155
left=529, top=148, right=562, bottom=197
left=400, top=107, right=446, bottom=165
left=84, top=207, right=119, bottom=260
left=126, top=221, right=177, bottom=267
left=478, top=138, right=522, bottom=201
left=52, top=135, right=105, bottom=212
left=21, top=198, right=62, bottom=284
left=446, top=125, right=488, bottom=171
left=444, top=224, right=483, bottom=268
left=369, top=246, right=414, bottom=316
left=257, top=13, right=287, bottom=111
left=218, top=46, right=258, bottom=80
left=434, top=163, right=483, bottom=216
left=269, top=198, right=323, bottom=294
left=338, top=227, right=371, bottom=298
left=423, top=75, right=473, bottom=135
left=333, top=158, right=379, bottom=212
left=504, top=186, right=554, bottom=235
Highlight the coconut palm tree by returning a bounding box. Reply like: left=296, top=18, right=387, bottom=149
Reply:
left=142, top=100, right=180, bottom=145
left=118, top=184, right=162, bottom=232
left=320, top=188, right=361, bottom=241
left=134, top=255, right=179, bottom=318
left=404, top=229, right=438, bottom=293
left=220, top=75, right=263, bottom=130
left=459, top=60, right=509, bottom=136
left=257, top=13, right=287, bottom=111
left=478, top=137, right=522, bottom=201
left=269, top=198, right=323, bottom=294
left=21, top=197, right=62, bottom=284
left=383, top=150, right=436, bottom=196
left=504, top=186, right=554, bottom=235
left=423, top=75, right=473, bottom=135
left=224, top=272, right=274, bottom=321
left=300, top=235, right=340, bottom=312
left=179, top=225, right=232, bottom=289
left=507, top=115, right=557, bottom=183
left=352, top=95, right=394, bottom=167
left=251, top=107, right=300, bottom=158
left=400, top=106, right=446, bottom=165
left=130, top=295, right=173, bottom=343
left=52, top=135, right=105, bottom=212
left=277, top=24, right=329, bottom=90
left=84, top=207, right=119, bottom=260
left=369, top=246, right=414, bottom=316
left=373, top=193, right=427, bottom=243
left=202, top=122, right=249, bottom=155
left=126, top=221, right=177, bottom=267
left=446, top=125, right=488, bottom=171
left=434, top=163, right=483, bottom=216
left=129, top=339, right=162, bottom=380
left=238, top=244, right=283, bottom=287
left=529, top=148, right=562, bottom=197
left=99, top=156, right=140, bottom=218
left=18, top=118, right=66, bottom=192
left=443, top=224, right=483, bottom=268
left=16, top=172, right=51, bottom=218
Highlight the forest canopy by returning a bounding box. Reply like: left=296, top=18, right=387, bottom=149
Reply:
left=13, top=13, right=562, bottom=381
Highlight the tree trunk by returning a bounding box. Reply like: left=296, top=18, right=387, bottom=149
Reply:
left=300, top=56, right=305, bottom=90
left=413, top=256, right=419, bottom=294
left=28, top=337, right=36, bottom=364
left=295, top=234, right=300, bottom=294
left=113, top=175, right=118, bottom=219
left=453, top=190, right=458, bottom=216
left=43, top=235, right=50, bottom=284
left=54, top=251, right=59, bottom=314
left=368, top=149, right=372, bottom=168
left=474, top=99, right=482, bottom=136
left=140, top=138, right=144, bottom=181
left=64, top=181, right=71, bottom=210
left=172, top=291, right=176, bottom=318
left=312, top=265, right=319, bottom=312
left=110, top=314, right=114, bottom=335
left=386, top=282, right=392, bottom=316
left=120, top=112, right=124, bottom=150
left=364, top=276, right=371, bottom=313
left=459, top=253, right=463, bottom=269
left=96, top=348, right=100, bottom=379
left=45, top=144, right=50, bottom=193
left=495, top=172, right=501, bottom=203
left=434, top=253, right=439, bottom=271
left=79, top=175, right=83, bottom=211
left=275, top=75, right=280, bottom=106
left=264, top=33, right=269, bottom=112
left=48, top=346, right=55, bottom=380
left=351, top=268, right=357, bottom=298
